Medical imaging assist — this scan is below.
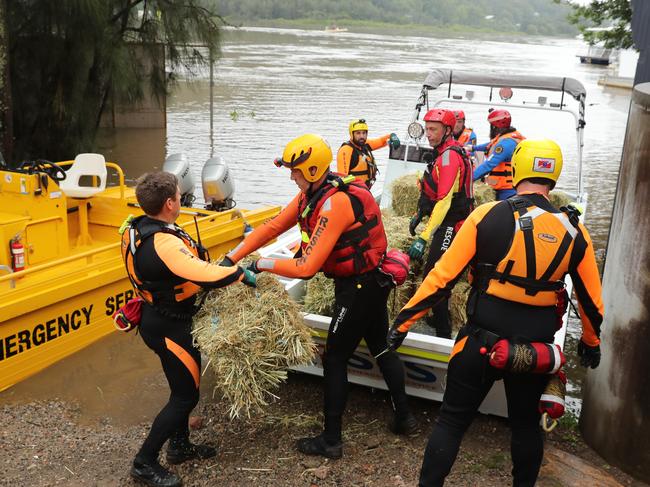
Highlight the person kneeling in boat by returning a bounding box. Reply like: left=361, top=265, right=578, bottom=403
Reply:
left=337, top=118, right=400, bottom=188
left=407, top=108, right=474, bottom=339
left=469, top=109, right=525, bottom=200
left=387, top=139, right=604, bottom=487
left=222, top=133, right=417, bottom=459
left=121, top=171, right=257, bottom=487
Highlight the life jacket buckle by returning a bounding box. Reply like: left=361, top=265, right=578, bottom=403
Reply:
left=518, top=216, right=533, bottom=231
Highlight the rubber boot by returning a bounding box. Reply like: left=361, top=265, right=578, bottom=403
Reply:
left=131, top=456, right=182, bottom=487
left=166, top=433, right=216, bottom=465
left=296, top=433, right=343, bottom=459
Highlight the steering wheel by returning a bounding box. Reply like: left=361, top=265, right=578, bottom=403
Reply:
left=19, top=160, right=67, bottom=182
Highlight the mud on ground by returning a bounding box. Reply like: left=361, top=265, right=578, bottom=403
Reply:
left=0, top=371, right=646, bottom=487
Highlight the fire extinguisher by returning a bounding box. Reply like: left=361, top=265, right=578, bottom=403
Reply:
left=10, top=235, right=25, bottom=272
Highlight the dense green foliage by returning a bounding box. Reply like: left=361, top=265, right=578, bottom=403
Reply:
left=556, top=0, right=632, bottom=49
left=6, top=1, right=222, bottom=162
left=209, top=0, right=577, bottom=36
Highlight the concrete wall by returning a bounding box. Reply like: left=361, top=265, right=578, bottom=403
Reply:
left=580, top=82, right=650, bottom=483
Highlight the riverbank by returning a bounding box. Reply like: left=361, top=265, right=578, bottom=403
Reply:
left=0, top=371, right=643, bottom=486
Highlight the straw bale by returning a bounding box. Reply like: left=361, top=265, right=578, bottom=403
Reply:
left=449, top=279, right=471, bottom=335
left=192, top=273, right=316, bottom=419
left=549, top=190, right=572, bottom=209
left=390, top=173, right=420, bottom=217
left=303, top=273, right=335, bottom=316
left=473, top=182, right=496, bottom=206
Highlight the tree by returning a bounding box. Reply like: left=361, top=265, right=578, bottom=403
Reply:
left=555, top=0, right=633, bottom=49
left=6, top=1, right=223, bottom=162
left=0, top=0, right=12, bottom=163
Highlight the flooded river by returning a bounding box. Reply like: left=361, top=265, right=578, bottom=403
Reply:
left=4, top=27, right=632, bottom=417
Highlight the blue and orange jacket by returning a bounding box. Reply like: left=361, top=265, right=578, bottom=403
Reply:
left=473, top=130, right=525, bottom=191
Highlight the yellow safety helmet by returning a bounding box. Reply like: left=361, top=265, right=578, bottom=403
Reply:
left=274, top=134, right=332, bottom=182
left=511, top=139, right=563, bottom=188
left=349, top=118, right=369, bottom=138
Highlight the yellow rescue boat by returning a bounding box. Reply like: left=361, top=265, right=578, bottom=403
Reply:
left=0, top=155, right=279, bottom=391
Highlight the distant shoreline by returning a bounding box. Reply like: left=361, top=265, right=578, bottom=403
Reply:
left=220, top=17, right=576, bottom=41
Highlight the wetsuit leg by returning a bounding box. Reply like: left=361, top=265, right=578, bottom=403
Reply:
left=136, top=305, right=201, bottom=462
left=423, top=223, right=458, bottom=339
left=503, top=373, right=549, bottom=487
left=360, top=278, right=410, bottom=417
left=418, top=327, right=497, bottom=487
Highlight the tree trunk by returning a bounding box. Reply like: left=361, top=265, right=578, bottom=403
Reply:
left=0, top=0, right=13, bottom=164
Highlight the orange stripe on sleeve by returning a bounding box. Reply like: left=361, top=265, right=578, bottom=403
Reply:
left=367, top=134, right=390, bottom=150
left=165, top=337, right=200, bottom=389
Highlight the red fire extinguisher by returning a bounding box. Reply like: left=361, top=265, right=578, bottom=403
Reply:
left=10, top=236, right=25, bottom=272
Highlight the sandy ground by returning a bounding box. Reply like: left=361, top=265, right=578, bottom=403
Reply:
left=1, top=368, right=648, bottom=487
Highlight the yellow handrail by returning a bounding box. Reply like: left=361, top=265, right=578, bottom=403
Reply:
left=57, top=160, right=126, bottom=199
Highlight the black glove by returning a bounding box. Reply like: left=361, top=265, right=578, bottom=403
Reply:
left=386, top=327, right=408, bottom=351
left=577, top=340, right=601, bottom=369
left=247, top=260, right=262, bottom=274
left=240, top=268, right=257, bottom=288
left=409, top=209, right=423, bottom=236
left=220, top=255, right=235, bottom=267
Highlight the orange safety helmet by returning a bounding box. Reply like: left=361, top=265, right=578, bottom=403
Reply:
left=274, top=134, right=333, bottom=183
left=423, top=108, right=457, bottom=129
left=487, top=109, right=511, bottom=128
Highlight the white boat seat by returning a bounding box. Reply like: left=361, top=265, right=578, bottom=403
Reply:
left=59, top=153, right=107, bottom=198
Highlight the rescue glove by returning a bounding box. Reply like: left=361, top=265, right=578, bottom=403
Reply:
left=241, top=268, right=257, bottom=288
left=389, top=133, right=401, bottom=150
left=247, top=260, right=263, bottom=274
left=219, top=256, right=235, bottom=267
left=409, top=209, right=424, bottom=236
left=577, top=340, right=601, bottom=369
left=386, top=326, right=408, bottom=351
left=408, top=237, right=427, bottom=261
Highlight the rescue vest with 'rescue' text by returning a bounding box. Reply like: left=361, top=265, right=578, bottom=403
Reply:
left=297, top=174, right=387, bottom=277
left=340, top=141, right=378, bottom=187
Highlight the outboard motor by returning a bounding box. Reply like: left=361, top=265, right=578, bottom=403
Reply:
left=163, top=153, right=196, bottom=206
left=202, top=157, right=236, bottom=211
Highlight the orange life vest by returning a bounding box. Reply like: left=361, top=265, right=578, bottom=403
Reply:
left=457, top=127, right=474, bottom=146
left=297, top=174, right=387, bottom=277
left=121, top=216, right=207, bottom=309
left=471, top=196, right=580, bottom=307
left=340, top=141, right=378, bottom=187
left=485, top=131, right=525, bottom=191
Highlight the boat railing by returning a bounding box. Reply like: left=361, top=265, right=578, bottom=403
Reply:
left=0, top=265, right=15, bottom=288
left=57, top=160, right=127, bottom=200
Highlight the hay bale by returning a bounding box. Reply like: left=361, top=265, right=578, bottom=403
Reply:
left=449, top=279, right=471, bottom=335
left=549, top=190, right=572, bottom=209
left=381, top=210, right=416, bottom=252
left=192, top=273, right=316, bottom=419
left=473, top=182, right=496, bottom=206
left=391, top=173, right=420, bottom=217
left=303, top=273, right=335, bottom=316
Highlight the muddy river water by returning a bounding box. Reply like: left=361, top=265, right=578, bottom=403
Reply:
left=1, top=27, right=632, bottom=420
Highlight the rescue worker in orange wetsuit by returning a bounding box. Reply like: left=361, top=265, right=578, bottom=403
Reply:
left=387, top=140, right=604, bottom=487
left=407, top=108, right=474, bottom=338
left=470, top=109, right=525, bottom=200
left=121, top=172, right=256, bottom=487
left=222, top=133, right=417, bottom=459
left=336, top=118, right=400, bottom=188
left=452, top=110, right=476, bottom=147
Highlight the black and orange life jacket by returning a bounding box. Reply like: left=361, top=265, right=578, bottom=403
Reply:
left=471, top=195, right=580, bottom=307
left=484, top=130, right=525, bottom=191
left=456, top=127, right=474, bottom=146
left=120, top=216, right=208, bottom=311
left=418, top=144, right=474, bottom=222
left=297, top=174, right=387, bottom=277
left=340, top=141, right=378, bottom=187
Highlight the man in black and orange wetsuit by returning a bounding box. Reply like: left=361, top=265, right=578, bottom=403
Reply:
left=121, top=172, right=256, bottom=487
left=222, top=133, right=416, bottom=459
left=388, top=139, right=604, bottom=487
left=337, top=118, right=400, bottom=188
left=408, top=108, right=474, bottom=339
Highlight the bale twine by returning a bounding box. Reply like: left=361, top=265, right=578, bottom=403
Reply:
left=390, top=173, right=420, bottom=217
left=192, top=273, right=316, bottom=419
